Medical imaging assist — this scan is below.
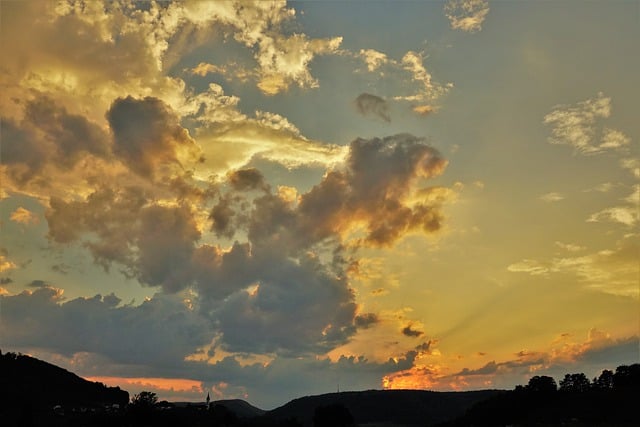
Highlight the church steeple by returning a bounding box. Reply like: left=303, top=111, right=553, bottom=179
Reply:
left=206, top=391, right=210, bottom=408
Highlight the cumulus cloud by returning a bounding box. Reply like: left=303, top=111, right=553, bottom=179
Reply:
left=543, top=93, right=631, bottom=155
left=354, top=93, right=391, bottom=122
left=1, top=95, right=110, bottom=185
left=444, top=0, right=490, bottom=33
left=0, top=0, right=460, bottom=397
left=1, top=286, right=210, bottom=367
left=107, top=96, right=201, bottom=179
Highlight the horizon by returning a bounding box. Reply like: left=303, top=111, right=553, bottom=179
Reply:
left=1, top=0, right=638, bottom=410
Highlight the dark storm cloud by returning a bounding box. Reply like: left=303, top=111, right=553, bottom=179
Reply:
left=1, top=286, right=209, bottom=367
left=107, top=96, right=200, bottom=178
left=354, top=93, right=391, bottom=122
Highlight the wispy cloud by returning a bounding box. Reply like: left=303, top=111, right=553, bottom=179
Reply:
left=539, top=192, right=564, bottom=202
left=543, top=93, right=631, bottom=155
left=509, top=234, right=639, bottom=298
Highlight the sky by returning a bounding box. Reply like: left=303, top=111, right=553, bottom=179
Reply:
left=0, top=0, right=638, bottom=410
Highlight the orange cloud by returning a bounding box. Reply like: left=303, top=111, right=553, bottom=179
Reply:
left=10, top=207, right=39, bottom=225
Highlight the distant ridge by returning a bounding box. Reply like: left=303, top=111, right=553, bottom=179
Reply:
left=0, top=350, right=129, bottom=410
left=212, top=399, right=266, bottom=418
left=266, top=389, right=503, bottom=426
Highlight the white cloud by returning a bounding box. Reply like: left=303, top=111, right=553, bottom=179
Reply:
left=359, top=48, right=389, bottom=72
left=444, top=0, right=490, bottom=33
left=543, top=93, right=630, bottom=154
left=620, top=158, right=640, bottom=178
left=587, top=207, right=637, bottom=227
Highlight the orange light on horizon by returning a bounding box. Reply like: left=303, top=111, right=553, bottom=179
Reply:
left=84, top=376, right=203, bottom=393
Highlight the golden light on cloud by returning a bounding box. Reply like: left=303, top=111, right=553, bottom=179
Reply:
left=10, top=207, right=39, bottom=225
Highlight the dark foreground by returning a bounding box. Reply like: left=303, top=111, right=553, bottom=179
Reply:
left=1, top=351, right=638, bottom=427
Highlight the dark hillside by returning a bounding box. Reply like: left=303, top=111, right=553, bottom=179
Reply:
left=213, top=398, right=266, bottom=418
left=0, top=350, right=129, bottom=410
left=266, top=389, right=503, bottom=426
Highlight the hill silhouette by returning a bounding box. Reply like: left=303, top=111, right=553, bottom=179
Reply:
left=0, top=350, right=129, bottom=423
left=265, top=389, right=501, bottom=426
left=212, top=399, right=266, bottom=418
left=1, top=350, right=637, bottom=427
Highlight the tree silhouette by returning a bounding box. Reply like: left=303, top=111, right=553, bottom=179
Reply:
left=613, top=364, right=640, bottom=391
left=131, top=390, right=158, bottom=407
left=592, top=369, right=614, bottom=390
left=526, top=375, right=557, bottom=394
left=313, top=403, right=354, bottom=427
left=559, top=373, right=590, bottom=392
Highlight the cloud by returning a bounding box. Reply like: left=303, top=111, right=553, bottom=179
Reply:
left=509, top=234, right=639, bottom=298
left=507, top=259, right=549, bottom=276
left=358, top=49, right=389, bottom=73
left=543, top=93, right=631, bottom=154
left=385, top=331, right=639, bottom=392
left=539, top=192, right=564, bottom=202
left=107, top=96, right=201, bottom=179
left=587, top=207, right=637, bottom=227
left=412, top=105, right=436, bottom=117
left=402, top=324, right=425, bottom=338
left=444, top=0, right=490, bottom=33
left=1, top=286, right=210, bottom=367
left=354, top=93, right=391, bottom=122
left=1, top=95, right=110, bottom=185
left=0, top=254, right=17, bottom=273
left=555, top=242, right=586, bottom=253
left=10, top=207, right=39, bottom=225
left=620, top=158, right=639, bottom=178
left=395, top=51, right=452, bottom=102
left=355, top=313, right=380, bottom=329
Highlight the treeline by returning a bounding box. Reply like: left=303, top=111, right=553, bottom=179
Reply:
left=444, top=363, right=640, bottom=426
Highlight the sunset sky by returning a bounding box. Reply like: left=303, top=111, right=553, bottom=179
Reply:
left=0, top=0, right=638, bottom=409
